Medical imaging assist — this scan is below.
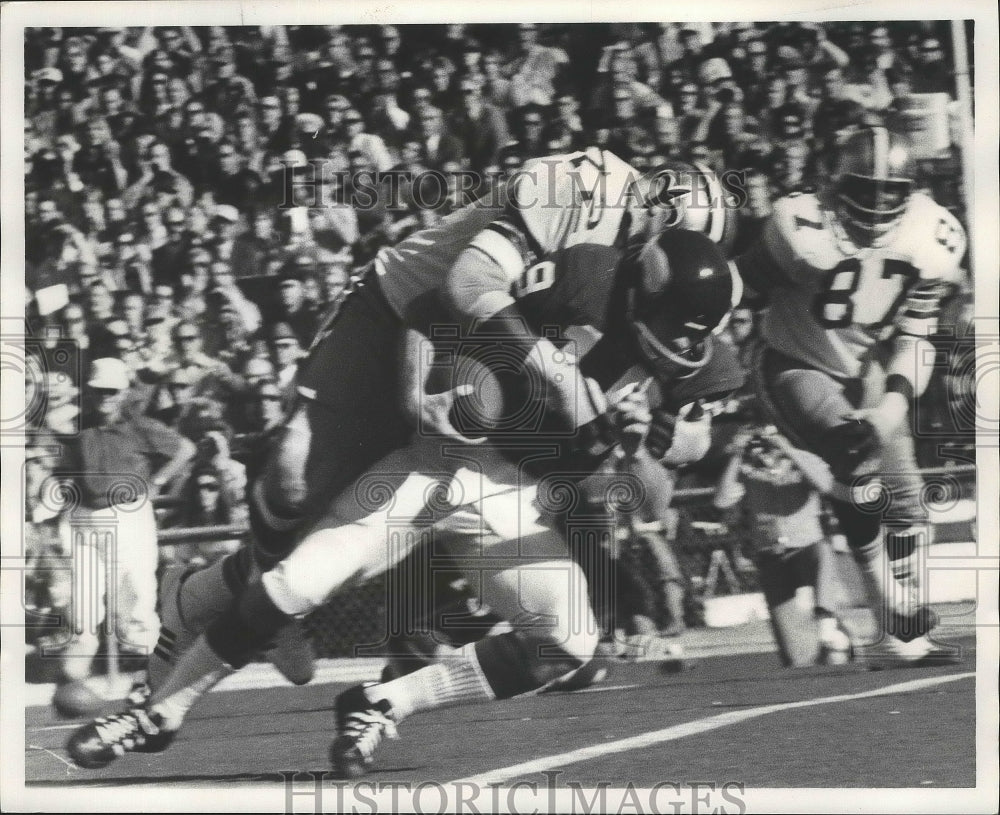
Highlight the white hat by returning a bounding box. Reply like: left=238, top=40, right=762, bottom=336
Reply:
left=87, top=358, right=129, bottom=391
left=281, top=149, right=308, bottom=168
left=35, top=284, right=69, bottom=317
left=35, top=67, right=63, bottom=84
left=214, top=204, right=240, bottom=223
left=698, top=58, right=733, bottom=85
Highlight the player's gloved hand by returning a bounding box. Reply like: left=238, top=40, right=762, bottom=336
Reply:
left=819, top=417, right=880, bottom=481
left=646, top=409, right=676, bottom=460
left=844, top=393, right=908, bottom=445
left=659, top=402, right=712, bottom=467
left=612, top=379, right=653, bottom=457
left=408, top=385, right=487, bottom=445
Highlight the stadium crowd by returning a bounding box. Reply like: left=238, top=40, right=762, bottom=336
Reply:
left=22, top=22, right=972, bottom=664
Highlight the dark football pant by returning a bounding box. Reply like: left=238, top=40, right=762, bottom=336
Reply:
left=252, top=276, right=413, bottom=562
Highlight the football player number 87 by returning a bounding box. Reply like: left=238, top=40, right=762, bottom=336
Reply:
left=813, top=257, right=919, bottom=328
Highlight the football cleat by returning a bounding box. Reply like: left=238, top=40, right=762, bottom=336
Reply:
left=859, top=634, right=962, bottom=671
left=66, top=708, right=174, bottom=769
left=124, top=679, right=152, bottom=708
left=329, top=683, right=398, bottom=779
left=541, top=641, right=617, bottom=693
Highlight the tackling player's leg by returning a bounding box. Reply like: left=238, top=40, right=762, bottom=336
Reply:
left=139, top=281, right=411, bottom=697
left=751, top=345, right=939, bottom=659
left=330, top=528, right=600, bottom=778
left=66, top=445, right=445, bottom=769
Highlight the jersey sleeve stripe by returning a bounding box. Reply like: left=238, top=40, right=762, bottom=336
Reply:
left=469, top=226, right=530, bottom=283
left=503, top=191, right=547, bottom=260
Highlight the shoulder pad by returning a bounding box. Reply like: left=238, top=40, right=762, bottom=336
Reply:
left=895, top=193, right=966, bottom=284
left=508, top=149, right=638, bottom=253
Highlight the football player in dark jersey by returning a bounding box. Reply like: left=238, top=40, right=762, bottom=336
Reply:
left=68, top=152, right=741, bottom=770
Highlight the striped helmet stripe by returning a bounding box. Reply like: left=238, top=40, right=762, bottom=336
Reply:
left=872, top=126, right=890, bottom=179
left=693, top=162, right=724, bottom=243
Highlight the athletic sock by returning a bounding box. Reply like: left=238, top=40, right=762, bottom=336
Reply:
left=851, top=535, right=917, bottom=630
left=148, top=557, right=249, bottom=691
left=365, top=646, right=495, bottom=722
left=147, top=635, right=232, bottom=730
left=816, top=614, right=838, bottom=640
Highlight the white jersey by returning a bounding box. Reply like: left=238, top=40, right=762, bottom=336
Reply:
left=375, top=148, right=644, bottom=327
left=375, top=202, right=504, bottom=324
left=739, top=191, right=965, bottom=378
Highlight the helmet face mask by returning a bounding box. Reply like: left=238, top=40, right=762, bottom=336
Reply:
left=630, top=293, right=715, bottom=379
left=832, top=127, right=915, bottom=243
left=622, top=228, right=734, bottom=380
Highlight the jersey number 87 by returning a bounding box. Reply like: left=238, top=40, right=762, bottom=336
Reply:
left=813, top=257, right=920, bottom=329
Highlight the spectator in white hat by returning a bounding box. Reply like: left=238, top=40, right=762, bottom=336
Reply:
left=49, top=356, right=194, bottom=683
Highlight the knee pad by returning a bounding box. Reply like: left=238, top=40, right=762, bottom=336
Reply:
left=817, top=420, right=880, bottom=482
left=247, top=481, right=300, bottom=567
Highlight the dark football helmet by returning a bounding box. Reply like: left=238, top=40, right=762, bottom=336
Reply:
left=624, top=229, right=737, bottom=379
left=832, top=126, right=915, bottom=243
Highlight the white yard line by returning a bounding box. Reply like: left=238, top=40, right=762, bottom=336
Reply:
left=449, top=671, right=975, bottom=787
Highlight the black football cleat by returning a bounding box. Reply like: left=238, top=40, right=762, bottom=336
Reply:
left=66, top=708, right=174, bottom=769
left=329, top=683, right=398, bottom=779
left=124, top=678, right=152, bottom=708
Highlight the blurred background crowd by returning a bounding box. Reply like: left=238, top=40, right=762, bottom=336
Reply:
left=22, top=22, right=976, bottom=654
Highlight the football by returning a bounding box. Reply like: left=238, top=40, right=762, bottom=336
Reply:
left=445, top=354, right=509, bottom=436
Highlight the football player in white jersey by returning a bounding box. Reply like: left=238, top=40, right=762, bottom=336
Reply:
left=733, top=126, right=967, bottom=667
left=67, top=151, right=742, bottom=769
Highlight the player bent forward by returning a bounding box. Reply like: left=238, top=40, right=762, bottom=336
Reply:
left=67, top=224, right=738, bottom=773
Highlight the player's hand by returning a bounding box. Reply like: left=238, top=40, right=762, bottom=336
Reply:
left=725, top=426, right=754, bottom=456
left=820, top=416, right=879, bottom=481
left=843, top=394, right=905, bottom=445
left=613, top=380, right=653, bottom=456
left=410, top=385, right=487, bottom=445
left=660, top=402, right=712, bottom=466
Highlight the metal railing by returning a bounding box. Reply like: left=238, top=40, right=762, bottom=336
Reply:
left=151, top=464, right=976, bottom=547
